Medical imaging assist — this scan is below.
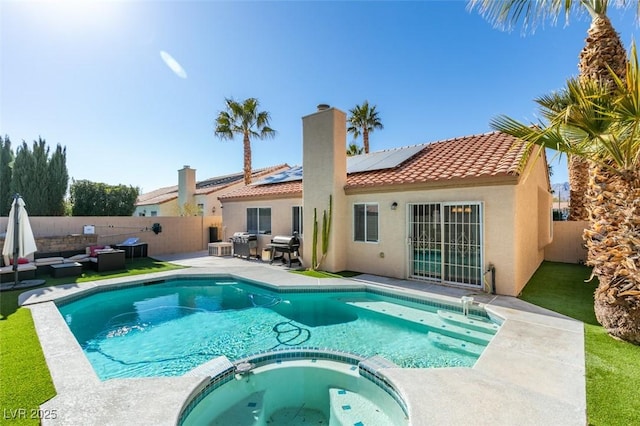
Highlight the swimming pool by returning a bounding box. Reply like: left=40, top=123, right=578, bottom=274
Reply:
left=57, top=276, right=499, bottom=380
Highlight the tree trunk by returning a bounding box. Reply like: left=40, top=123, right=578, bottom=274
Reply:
left=578, top=15, right=627, bottom=92
left=584, top=163, right=640, bottom=345
left=363, top=127, right=369, bottom=154
left=243, top=133, right=252, bottom=185
left=570, top=14, right=628, bottom=221
left=568, top=156, right=589, bottom=220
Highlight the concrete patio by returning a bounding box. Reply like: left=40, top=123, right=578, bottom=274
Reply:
left=19, top=252, right=586, bottom=425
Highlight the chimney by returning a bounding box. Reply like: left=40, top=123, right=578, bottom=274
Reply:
left=178, top=165, right=196, bottom=211
left=302, top=104, right=347, bottom=272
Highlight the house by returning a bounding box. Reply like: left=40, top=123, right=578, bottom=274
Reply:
left=219, top=105, right=553, bottom=297
left=133, top=164, right=290, bottom=217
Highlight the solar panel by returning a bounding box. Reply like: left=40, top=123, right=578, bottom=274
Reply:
left=347, top=144, right=425, bottom=173
left=253, top=165, right=303, bottom=185
left=253, top=145, right=426, bottom=186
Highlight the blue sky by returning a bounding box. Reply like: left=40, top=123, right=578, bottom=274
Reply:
left=2, top=1, right=639, bottom=195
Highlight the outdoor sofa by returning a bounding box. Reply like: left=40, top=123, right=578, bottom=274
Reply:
left=0, top=259, right=37, bottom=283
left=0, top=256, right=37, bottom=283
left=86, top=246, right=126, bottom=272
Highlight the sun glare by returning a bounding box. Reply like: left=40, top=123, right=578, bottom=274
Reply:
left=27, top=0, right=121, bottom=34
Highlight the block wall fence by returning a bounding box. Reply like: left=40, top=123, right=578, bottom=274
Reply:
left=1, top=216, right=586, bottom=264
left=0, top=216, right=222, bottom=257
left=544, top=221, right=589, bottom=264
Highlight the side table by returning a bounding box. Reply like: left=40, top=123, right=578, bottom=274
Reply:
left=51, top=262, right=83, bottom=278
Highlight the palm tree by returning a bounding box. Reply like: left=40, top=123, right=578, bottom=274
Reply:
left=346, top=143, right=364, bottom=157
left=468, top=0, right=630, bottom=220
left=490, top=46, right=640, bottom=344
left=347, top=101, right=383, bottom=154
left=214, top=98, right=276, bottom=184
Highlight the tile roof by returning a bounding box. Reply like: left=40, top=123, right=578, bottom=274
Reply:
left=136, top=185, right=179, bottom=206
left=345, top=131, right=528, bottom=190
left=219, top=131, right=529, bottom=201
left=219, top=180, right=303, bottom=201
left=136, top=164, right=289, bottom=206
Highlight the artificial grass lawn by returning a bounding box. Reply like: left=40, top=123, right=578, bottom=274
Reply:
left=520, top=261, right=640, bottom=425
left=0, top=257, right=184, bottom=425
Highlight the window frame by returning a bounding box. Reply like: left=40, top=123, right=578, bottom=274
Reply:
left=246, top=207, right=272, bottom=235
left=353, top=202, right=379, bottom=243
left=292, top=206, right=303, bottom=235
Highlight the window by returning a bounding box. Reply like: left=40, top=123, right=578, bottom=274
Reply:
left=354, top=203, right=378, bottom=242
left=292, top=206, right=303, bottom=235
left=247, top=207, right=271, bottom=234
left=150, top=211, right=157, bottom=217
left=197, top=204, right=204, bottom=216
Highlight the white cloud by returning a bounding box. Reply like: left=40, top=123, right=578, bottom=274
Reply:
left=160, top=50, right=187, bottom=79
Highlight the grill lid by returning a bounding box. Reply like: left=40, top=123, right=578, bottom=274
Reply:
left=271, top=234, right=300, bottom=246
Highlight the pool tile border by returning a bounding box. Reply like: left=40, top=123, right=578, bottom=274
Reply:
left=52, top=273, right=489, bottom=320
left=178, top=348, right=409, bottom=425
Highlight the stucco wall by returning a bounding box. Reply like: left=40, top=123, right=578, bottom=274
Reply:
left=512, top=148, right=553, bottom=295
left=133, top=201, right=178, bottom=217
left=344, top=184, right=519, bottom=294
left=545, top=220, right=589, bottom=264
left=0, top=216, right=221, bottom=256
left=302, top=107, right=348, bottom=272
left=221, top=197, right=303, bottom=255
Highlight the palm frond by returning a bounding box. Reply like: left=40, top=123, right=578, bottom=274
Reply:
left=493, top=41, right=640, bottom=176
left=467, top=0, right=575, bottom=32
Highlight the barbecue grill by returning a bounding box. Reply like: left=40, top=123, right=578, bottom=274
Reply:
left=267, top=233, right=301, bottom=267
left=229, top=232, right=258, bottom=259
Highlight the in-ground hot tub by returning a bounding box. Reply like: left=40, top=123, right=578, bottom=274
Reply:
left=179, top=350, right=408, bottom=426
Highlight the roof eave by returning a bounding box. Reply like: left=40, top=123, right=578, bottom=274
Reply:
left=344, top=174, right=520, bottom=195
left=219, top=191, right=303, bottom=203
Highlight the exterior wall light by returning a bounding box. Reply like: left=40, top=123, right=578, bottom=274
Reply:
left=391, top=202, right=398, bottom=210
left=152, top=223, right=162, bottom=234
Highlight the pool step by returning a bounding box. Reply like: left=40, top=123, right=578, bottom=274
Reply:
left=436, top=310, right=499, bottom=335
left=428, top=332, right=485, bottom=357
left=344, top=301, right=494, bottom=345
left=329, top=388, right=396, bottom=426
left=210, top=391, right=264, bottom=426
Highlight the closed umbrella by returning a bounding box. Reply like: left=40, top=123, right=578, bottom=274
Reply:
left=2, top=195, right=37, bottom=286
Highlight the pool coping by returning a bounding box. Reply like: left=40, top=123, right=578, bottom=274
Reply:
left=20, top=258, right=586, bottom=425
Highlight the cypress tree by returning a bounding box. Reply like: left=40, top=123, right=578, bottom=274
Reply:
left=10, top=138, right=68, bottom=216
left=48, top=145, right=69, bottom=216
left=0, top=136, right=13, bottom=215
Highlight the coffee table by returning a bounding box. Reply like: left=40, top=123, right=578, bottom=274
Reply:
left=50, top=262, right=83, bottom=278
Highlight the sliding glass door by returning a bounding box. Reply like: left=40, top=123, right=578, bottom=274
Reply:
left=408, top=202, right=483, bottom=287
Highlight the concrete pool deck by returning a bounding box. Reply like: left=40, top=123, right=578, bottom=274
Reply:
left=20, top=252, right=586, bottom=425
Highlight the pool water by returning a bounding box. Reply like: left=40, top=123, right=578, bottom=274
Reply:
left=58, top=278, right=499, bottom=380
left=180, top=359, right=408, bottom=426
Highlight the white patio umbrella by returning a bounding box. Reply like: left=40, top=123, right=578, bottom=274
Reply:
left=2, top=195, right=37, bottom=286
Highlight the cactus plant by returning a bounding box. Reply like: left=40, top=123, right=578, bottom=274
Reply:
left=310, top=195, right=332, bottom=270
